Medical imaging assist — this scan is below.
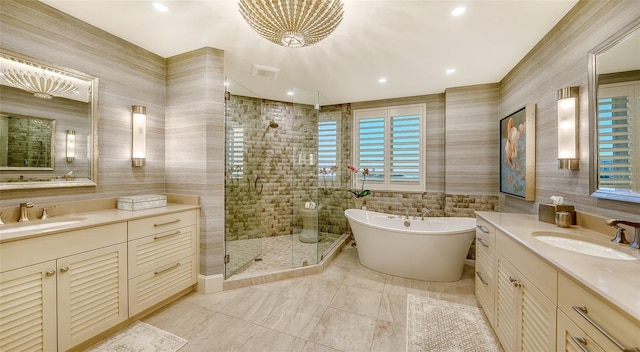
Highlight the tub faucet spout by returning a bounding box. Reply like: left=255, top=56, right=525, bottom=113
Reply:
left=421, top=208, right=430, bottom=221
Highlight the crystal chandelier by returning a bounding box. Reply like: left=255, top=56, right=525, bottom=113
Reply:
left=1, top=67, right=79, bottom=99
left=238, top=0, right=344, bottom=48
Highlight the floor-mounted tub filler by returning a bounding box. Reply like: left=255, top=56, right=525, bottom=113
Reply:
left=344, top=209, right=476, bottom=281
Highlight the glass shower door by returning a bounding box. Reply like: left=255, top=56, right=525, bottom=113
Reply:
left=292, top=87, right=320, bottom=267
left=224, top=78, right=264, bottom=278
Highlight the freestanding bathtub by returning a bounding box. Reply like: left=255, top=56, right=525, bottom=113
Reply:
left=344, top=208, right=476, bottom=282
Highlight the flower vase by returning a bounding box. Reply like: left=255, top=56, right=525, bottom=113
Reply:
left=352, top=198, right=365, bottom=210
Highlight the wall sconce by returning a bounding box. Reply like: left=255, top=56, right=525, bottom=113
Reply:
left=131, top=105, right=146, bottom=167
left=66, top=130, right=75, bottom=162
left=557, top=86, right=580, bottom=170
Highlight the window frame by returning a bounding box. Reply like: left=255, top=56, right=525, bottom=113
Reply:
left=352, top=104, right=426, bottom=192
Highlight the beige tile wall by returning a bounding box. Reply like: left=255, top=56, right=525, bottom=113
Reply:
left=165, top=48, right=225, bottom=276
left=0, top=0, right=166, bottom=204
left=445, top=84, right=500, bottom=197
left=499, top=0, right=640, bottom=220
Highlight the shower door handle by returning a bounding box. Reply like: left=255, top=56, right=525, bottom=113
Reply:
left=255, top=176, right=263, bottom=195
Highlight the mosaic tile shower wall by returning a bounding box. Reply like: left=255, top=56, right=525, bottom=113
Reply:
left=225, top=95, right=351, bottom=242
left=4, top=116, right=53, bottom=168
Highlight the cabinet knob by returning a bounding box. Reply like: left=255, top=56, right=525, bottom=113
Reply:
left=45, top=270, right=56, bottom=277
left=60, top=266, right=70, bottom=273
left=508, top=276, right=522, bottom=288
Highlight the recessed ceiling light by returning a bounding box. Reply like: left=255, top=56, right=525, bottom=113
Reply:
left=451, top=6, right=466, bottom=17
left=378, top=78, right=387, bottom=83
left=446, top=68, right=456, bottom=75
left=152, top=2, right=169, bottom=12
left=287, top=91, right=294, bottom=96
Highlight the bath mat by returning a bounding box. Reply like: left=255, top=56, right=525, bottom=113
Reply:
left=406, top=295, right=500, bottom=352
left=85, top=321, right=187, bottom=352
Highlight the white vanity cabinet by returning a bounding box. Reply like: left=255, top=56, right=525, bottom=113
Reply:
left=474, top=217, right=496, bottom=326
left=493, top=228, right=558, bottom=352
left=557, top=273, right=640, bottom=352
left=127, top=210, right=198, bottom=316
left=0, top=223, right=128, bottom=352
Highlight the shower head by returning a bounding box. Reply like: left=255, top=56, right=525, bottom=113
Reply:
left=268, top=121, right=279, bottom=129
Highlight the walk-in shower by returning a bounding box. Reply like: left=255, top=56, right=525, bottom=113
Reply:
left=224, top=78, right=350, bottom=279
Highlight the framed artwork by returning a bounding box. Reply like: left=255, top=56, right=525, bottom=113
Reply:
left=500, top=103, right=536, bottom=201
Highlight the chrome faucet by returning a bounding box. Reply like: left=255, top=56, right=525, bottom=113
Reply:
left=18, top=202, right=34, bottom=222
left=421, top=207, right=430, bottom=221
left=606, top=219, right=640, bottom=249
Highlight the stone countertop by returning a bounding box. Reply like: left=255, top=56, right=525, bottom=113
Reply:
left=475, top=211, right=640, bottom=323
left=0, top=203, right=200, bottom=243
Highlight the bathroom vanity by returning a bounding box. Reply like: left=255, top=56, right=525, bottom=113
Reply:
left=0, top=198, right=199, bottom=351
left=475, top=211, right=640, bottom=352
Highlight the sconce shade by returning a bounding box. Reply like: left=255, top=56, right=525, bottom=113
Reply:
left=66, top=130, right=75, bottom=162
left=132, top=105, right=146, bottom=167
left=557, top=87, right=580, bottom=170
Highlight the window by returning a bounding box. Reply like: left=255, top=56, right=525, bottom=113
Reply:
left=597, top=82, right=638, bottom=192
left=318, top=111, right=341, bottom=188
left=226, top=125, right=244, bottom=178
left=353, top=104, right=426, bottom=192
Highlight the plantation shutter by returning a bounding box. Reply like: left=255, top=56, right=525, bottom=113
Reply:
left=227, top=125, right=244, bottom=178
left=318, top=113, right=340, bottom=186
left=390, top=111, right=421, bottom=185
left=353, top=104, right=425, bottom=191
left=356, top=112, right=385, bottom=184
left=597, top=84, right=637, bottom=191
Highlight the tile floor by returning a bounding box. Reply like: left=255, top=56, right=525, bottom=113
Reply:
left=141, top=242, right=478, bottom=352
left=227, top=232, right=344, bottom=279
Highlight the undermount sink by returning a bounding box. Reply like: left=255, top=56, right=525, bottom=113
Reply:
left=0, top=217, right=86, bottom=234
left=532, top=231, right=637, bottom=261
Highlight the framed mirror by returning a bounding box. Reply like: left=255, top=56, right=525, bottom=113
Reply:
left=0, top=49, right=98, bottom=190
left=588, top=18, right=640, bottom=203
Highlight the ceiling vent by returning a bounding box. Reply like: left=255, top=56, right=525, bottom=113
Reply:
left=252, top=64, right=280, bottom=79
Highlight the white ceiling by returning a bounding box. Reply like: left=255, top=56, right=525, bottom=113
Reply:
left=40, top=0, right=579, bottom=105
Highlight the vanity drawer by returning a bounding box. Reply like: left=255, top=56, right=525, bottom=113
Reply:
left=128, top=225, right=197, bottom=278
left=557, top=309, right=606, bottom=352
left=495, top=229, right=557, bottom=303
left=558, top=273, right=640, bottom=351
left=475, top=217, right=496, bottom=248
left=128, top=210, right=197, bottom=240
left=0, top=223, right=127, bottom=273
left=128, top=254, right=197, bottom=316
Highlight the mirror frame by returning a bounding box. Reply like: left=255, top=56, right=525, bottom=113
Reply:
left=0, top=48, right=99, bottom=190
left=588, top=18, right=640, bottom=204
